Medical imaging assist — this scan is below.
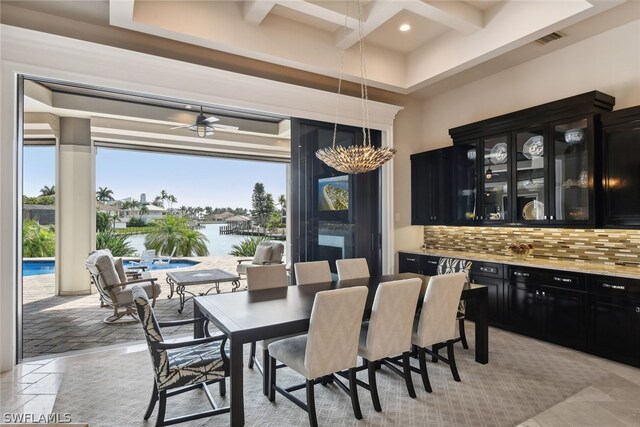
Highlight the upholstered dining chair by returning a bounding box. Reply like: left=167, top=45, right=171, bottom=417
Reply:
left=411, top=272, right=467, bottom=393
left=336, top=258, right=370, bottom=280
left=268, top=286, right=369, bottom=427
left=86, top=250, right=161, bottom=324
left=294, top=260, right=332, bottom=286
left=236, top=241, right=285, bottom=278
left=132, top=286, right=229, bottom=427
left=437, top=257, right=473, bottom=349
left=357, top=278, right=422, bottom=411
left=245, top=264, right=288, bottom=395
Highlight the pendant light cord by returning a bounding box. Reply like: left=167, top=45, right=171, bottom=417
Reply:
left=332, top=1, right=351, bottom=150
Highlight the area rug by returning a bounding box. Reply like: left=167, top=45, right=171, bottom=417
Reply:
left=52, top=327, right=607, bottom=426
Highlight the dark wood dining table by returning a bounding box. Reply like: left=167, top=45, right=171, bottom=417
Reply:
left=193, top=272, right=488, bottom=427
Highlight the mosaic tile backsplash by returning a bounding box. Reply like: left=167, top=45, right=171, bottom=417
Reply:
left=423, top=226, right=640, bottom=269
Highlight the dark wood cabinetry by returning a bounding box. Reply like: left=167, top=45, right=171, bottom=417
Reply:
left=448, top=92, right=614, bottom=227
left=506, top=266, right=587, bottom=350
left=410, top=148, right=452, bottom=225
left=600, top=107, right=640, bottom=228
left=398, top=251, right=639, bottom=367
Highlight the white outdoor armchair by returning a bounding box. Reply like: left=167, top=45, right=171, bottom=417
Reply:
left=236, top=241, right=285, bottom=278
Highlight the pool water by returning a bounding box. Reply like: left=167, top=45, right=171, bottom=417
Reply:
left=22, top=259, right=200, bottom=276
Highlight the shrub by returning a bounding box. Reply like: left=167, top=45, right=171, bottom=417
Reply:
left=145, top=214, right=209, bottom=256
left=96, top=211, right=111, bottom=232
left=23, top=220, right=55, bottom=257
left=96, top=230, right=136, bottom=257
left=229, top=236, right=270, bottom=257
left=127, top=217, right=146, bottom=227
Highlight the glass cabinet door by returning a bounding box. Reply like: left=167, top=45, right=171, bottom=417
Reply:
left=515, top=128, right=546, bottom=223
left=482, top=135, right=510, bottom=222
left=552, top=118, right=590, bottom=223
left=454, top=143, right=478, bottom=223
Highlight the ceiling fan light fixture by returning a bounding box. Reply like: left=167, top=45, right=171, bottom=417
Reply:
left=196, top=123, right=208, bottom=138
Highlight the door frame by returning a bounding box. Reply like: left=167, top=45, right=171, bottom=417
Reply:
left=0, top=26, right=401, bottom=371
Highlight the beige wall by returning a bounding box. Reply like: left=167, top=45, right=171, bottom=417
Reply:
left=390, top=19, right=640, bottom=260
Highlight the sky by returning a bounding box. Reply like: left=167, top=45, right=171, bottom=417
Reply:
left=23, top=146, right=287, bottom=209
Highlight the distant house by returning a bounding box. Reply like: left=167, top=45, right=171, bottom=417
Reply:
left=206, top=211, right=235, bottom=222
left=225, top=215, right=252, bottom=231
left=23, top=204, right=55, bottom=226
left=140, top=204, right=165, bottom=224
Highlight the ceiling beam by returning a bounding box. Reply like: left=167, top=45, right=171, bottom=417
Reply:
left=336, top=1, right=402, bottom=48
left=277, top=0, right=359, bottom=29
left=405, top=0, right=483, bottom=34
left=243, top=0, right=276, bottom=25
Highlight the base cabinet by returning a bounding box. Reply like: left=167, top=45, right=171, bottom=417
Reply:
left=398, top=252, right=640, bottom=366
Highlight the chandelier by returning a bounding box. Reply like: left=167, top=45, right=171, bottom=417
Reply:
left=315, top=0, right=396, bottom=174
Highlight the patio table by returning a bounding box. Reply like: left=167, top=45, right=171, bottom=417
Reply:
left=166, top=268, right=241, bottom=313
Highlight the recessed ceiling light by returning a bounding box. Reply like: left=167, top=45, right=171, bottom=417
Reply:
left=185, top=105, right=193, bottom=109
left=399, top=24, right=411, bottom=32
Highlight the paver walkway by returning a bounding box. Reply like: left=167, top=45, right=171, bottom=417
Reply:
left=22, top=256, right=250, bottom=359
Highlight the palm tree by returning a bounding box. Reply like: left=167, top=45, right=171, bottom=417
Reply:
left=96, top=187, right=115, bottom=202
left=40, top=185, right=55, bottom=196
left=168, top=195, right=177, bottom=210
left=278, top=194, right=286, bottom=210
left=145, top=214, right=209, bottom=256
left=140, top=204, right=149, bottom=217
left=153, top=196, right=164, bottom=208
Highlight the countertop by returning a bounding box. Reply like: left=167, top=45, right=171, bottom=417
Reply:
left=400, top=248, right=640, bottom=280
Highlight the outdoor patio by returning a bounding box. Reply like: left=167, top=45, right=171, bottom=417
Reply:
left=22, top=256, right=251, bottom=360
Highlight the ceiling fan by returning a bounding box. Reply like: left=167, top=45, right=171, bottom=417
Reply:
left=171, top=106, right=239, bottom=137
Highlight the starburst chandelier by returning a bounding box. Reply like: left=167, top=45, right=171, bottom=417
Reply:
left=315, top=0, right=396, bottom=174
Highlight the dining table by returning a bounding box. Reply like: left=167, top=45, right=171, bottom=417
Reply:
left=193, top=272, right=489, bottom=427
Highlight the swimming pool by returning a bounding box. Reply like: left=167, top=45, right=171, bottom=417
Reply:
left=22, top=259, right=200, bottom=276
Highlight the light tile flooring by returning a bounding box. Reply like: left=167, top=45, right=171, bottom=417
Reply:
left=2, top=328, right=639, bottom=426
left=22, top=256, right=248, bottom=359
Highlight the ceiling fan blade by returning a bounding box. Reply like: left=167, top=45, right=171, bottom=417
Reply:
left=212, top=124, right=239, bottom=130
left=203, top=116, right=220, bottom=123
left=170, top=124, right=191, bottom=130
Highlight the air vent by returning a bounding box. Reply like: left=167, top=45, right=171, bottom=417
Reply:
left=535, top=32, right=566, bottom=45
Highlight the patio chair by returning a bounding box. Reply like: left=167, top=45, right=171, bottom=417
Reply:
left=129, top=249, right=157, bottom=268
left=156, top=247, right=176, bottom=265
left=132, top=286, right=229, bottom=427
left=86, top=251, right=161, bottom=324
left=236, top=241, right=284, bottom=278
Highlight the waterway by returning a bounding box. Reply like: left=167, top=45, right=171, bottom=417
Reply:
left=126, top=223, right=247, bottom=256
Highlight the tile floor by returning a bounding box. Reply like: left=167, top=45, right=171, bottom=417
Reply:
left=2, top=327, right=639, bottom=426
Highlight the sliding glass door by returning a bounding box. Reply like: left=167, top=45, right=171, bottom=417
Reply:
left=290, top=119, right=381, bottom=278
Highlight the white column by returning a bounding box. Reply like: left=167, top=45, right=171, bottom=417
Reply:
left=57, top=118, right=94, bottom=295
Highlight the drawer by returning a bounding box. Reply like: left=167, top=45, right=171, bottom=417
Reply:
left=471, top=261, right=503, bottom=279
left=589, top=275, right=640, bottom=297
left=507, top=266, right=585, bottom=291
left=398, top=252, right=422, bottom=274
left=423, top=256, right=440, bottom=276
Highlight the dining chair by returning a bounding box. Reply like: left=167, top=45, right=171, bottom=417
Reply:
left=294, top=260, right=332, bottom=286
left=245, top=264, right=288, bottom=395
left=268, top=286, right=368, bottom=427
left=131, top=286, right=229, bottom=427
left=437, top=257, right=473, bottom=349
left=336, top=258, right=370, bottom=280
left=412, top=272, right=466, bottom=393
left=356, top=278, right=422, bottom=411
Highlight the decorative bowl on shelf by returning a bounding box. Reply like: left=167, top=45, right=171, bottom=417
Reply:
left=507, top=242, right=534, bottom=259
left=564, top=128, right=585, bottom=145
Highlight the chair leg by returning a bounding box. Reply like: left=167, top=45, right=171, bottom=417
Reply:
left=306, top=380, right=318, bottom=427
left=348, top=367, right=363, bottom=420
left=144, top=381, right=158, bottom=420
left=431, top=345, right=439, bottom=362
left=151, top=296, right=157, bottom=308
left=367, top=360, right=382, bottom=412
left=459, top=318, right=469, bottom=349
left=402, top=351, right=417, bottom=399
left=268, top=355, right=277, bottom=402
left=262, top=348, right=270, bottom=396
left=155, top=389, right=167, bottom=427
left=219, top=377, right=226, bottom=396
left=248, top=342, right=256, bottom=369
left=447, top=341, right=461, bottom=382
left=418, top=347, right=433, bottom=393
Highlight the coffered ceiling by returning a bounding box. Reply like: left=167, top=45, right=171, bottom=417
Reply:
left=108, top=0, right=629, bottom=93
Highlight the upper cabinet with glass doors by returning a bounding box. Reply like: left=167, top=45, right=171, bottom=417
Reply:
left=449, top=91, right=615, bottom=227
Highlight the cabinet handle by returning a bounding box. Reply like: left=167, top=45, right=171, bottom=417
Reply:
left=406, top=257, right=416, bottom=262
left=428, top=260, right=438, bottom=265
left=636, top=307, right=640, bottom=313
left=553, top=276, right=573, bottom=283
left=514, top=271, right=530, bottom=277
left=544, top=215, right=548, bottom=220
left=535, top=290, right=540, bottom=295
left=480, top=267, right=493, bottom=273
left=550, top=215, right=554, bottom=220
left=542, top=291, right=546, bottom=296
left=602, top=283, right=625, bottom=291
